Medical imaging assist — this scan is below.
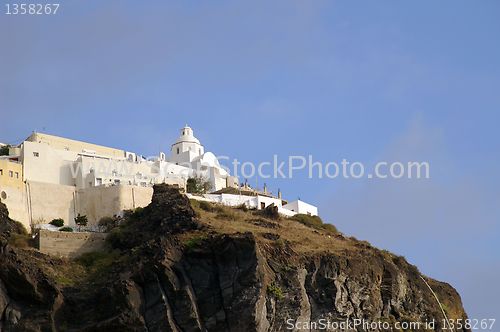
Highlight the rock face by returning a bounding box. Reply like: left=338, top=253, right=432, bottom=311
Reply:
left=0, top=201, right=25, bottom=243
left=0, top=187, right=469, bottom=331
left=0, top=201, right=62, bottom=331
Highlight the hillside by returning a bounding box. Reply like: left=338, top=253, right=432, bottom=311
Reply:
left=0, top=184, right=469, bottom=331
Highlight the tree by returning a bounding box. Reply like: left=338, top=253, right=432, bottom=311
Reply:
left=0, top=145, right=10, bottom=156
left=186, top=175, right=212, bottom=194
left=49, top=218, right=64, bottom=227
left=98, top=216, right=117, bottom=232
left=74, top=214, right=88, bottom=231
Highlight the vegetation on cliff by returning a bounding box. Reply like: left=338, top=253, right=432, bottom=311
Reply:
left=0, top=187, right=470, bottom=331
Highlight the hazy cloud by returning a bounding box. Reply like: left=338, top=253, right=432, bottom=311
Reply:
left=322, top=116, right=500, bottom=318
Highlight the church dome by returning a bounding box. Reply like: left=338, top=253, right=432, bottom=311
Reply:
left=174, top=125, right=200, bottom=145
left=192, top=152, right=228, bottom=176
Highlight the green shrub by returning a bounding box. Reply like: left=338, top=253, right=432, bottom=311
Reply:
left=184, top=235, right=207, bottom=250
left=75, top=251, right=120, bottom=275
left=132, top=207, right=144, bottom=218
left=4, top=219, right=28, bottom=236
left=107, top=227, right=126, bottom=248
left=256, top=204, right=280, bottom=220
left=290, top=214, right=337, bottom=234
left=49, top=218, right=64, bottom=227
left=54, top=275, right=75, bottom=286
left=290, top=214, right=322, bottom=227
left=199, top=200, right=214, bottom=212
left=267, top=282, right=284, bottom=299
left=74, top=214, right=88, bottom=228
left=0, top=145, right=10, bottom=156
left=8, top=233, right=31, bottom=248
left=123, top=207, right=144, bottom=221
left=98, top=216, right=117, bottom=232
left=195, top=200, right=225, bottom=213
left=59, top=226, right=73, bottom=232
left=236, top=203, right=248, bottom=212
left=275, top=238, right=286, bottom=248
left=186, top=175, right=212, bottom=194
left=322, top=223, right=338, bottom=234
left=216, top=208, right=238, bottom=221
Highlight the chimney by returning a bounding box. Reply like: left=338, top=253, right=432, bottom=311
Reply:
left=278, top=188, right=282, bottom=200
left=263, top=183, right=267, bottom=194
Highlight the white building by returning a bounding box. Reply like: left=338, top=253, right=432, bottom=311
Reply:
left=0, top=125, right=318, bottom=230
left=20, top=126, right=236, bottom=192
left=187, top=186, right=318, bottom=218
left=283, top=200, right=318, bottom=216
left=170, top=125, right=205, bottom=165
left=0, top=126, right=238, bottom=229
left=168, top=126, right=237, bottom=191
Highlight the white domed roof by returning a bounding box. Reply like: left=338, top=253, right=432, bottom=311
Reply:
left=174, top=125, right=200, bottom=145
left=192, top=152, right=228, bottom=176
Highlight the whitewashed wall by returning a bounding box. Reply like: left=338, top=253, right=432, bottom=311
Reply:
left=28, top=181, right=77, bottom=227
left=283, top=200, right=318, bottom=216
left=76, top=185, right=153, bottom=225
left=22, top=141, right=79, bottom=186
left=187, top=193, right=301, bottom=217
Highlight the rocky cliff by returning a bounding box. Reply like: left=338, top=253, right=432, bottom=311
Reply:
left=0, top=185, right=469, bottom=331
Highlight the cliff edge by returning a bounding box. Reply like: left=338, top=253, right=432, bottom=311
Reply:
left=0, top=185, right=469, bottom=331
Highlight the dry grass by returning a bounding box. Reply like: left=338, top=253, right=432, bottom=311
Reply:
left=190, top=200, right=353, bottom=254
left=7, top=233, right=32, bottom=248
left=21, top=251, right=87, bottom=287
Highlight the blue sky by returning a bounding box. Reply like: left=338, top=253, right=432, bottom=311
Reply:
left=1, top=0, right=499, bottom=319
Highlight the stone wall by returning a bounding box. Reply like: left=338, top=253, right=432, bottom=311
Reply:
left=3, top=182, right=154, bottom=230
left=36, top=229, right=107, bottom=258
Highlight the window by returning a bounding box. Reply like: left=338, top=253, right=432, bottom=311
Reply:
left=15, top=172, right=19, bottom=178
left=96, top=178, right=102, bottom=186
left=260, top=202, right=266, bottom=209
left=0, top=169, right=3, bottom=176
left=33, top=152, right=39, bottom=157
left=114, top=179, right=120, bottom=185
left=177, top=147, right=180, bottom=154
left=9, top=171, right=13, bottom=177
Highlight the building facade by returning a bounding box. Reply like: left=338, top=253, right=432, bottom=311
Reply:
left=0, top=126, right=318, bottom=232
left=0, top=126, right=238, bottom=230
